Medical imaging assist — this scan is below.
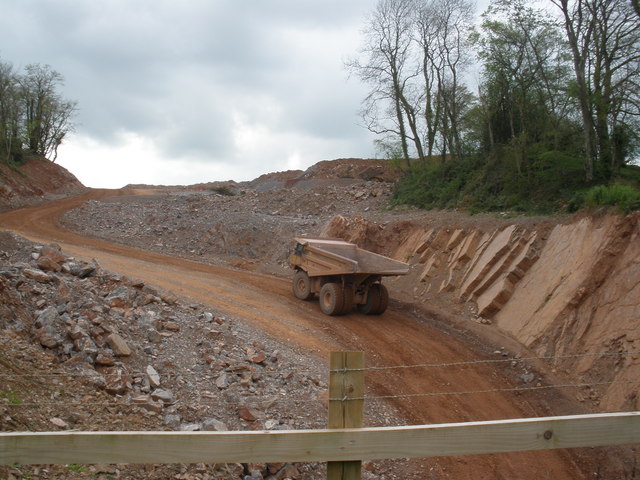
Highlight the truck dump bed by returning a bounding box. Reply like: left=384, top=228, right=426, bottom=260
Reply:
left=290, top=237, right=409, bottom=277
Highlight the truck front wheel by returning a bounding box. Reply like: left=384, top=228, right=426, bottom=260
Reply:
left=319, top=282, right=345, bottom=316
left=293, top=270, right=313, bottom=300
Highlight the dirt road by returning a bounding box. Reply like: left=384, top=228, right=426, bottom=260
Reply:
left=0, top=189, right=594, bottom=478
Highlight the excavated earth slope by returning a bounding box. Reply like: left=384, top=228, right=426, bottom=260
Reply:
left=326, top=211, right=640, bottom=413
left=0, top=155, right=86, bottom=211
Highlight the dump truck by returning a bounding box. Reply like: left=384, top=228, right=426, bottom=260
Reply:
left=289, top=237, right=409, bottom=316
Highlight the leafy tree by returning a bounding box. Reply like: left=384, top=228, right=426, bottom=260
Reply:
left=552, top=0, right=640, bottom=180
left=351, top=0, right=640, bottom=213
left=0, top=61, right=21, bottom=162
left=473, top=1, right=573, bottom=151
left=0, top=59, right=76, bottom=164
left=20, top=63, right=77, bottom=162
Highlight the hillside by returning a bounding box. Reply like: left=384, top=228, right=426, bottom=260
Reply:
left=0, top=156, right=86, bottom=212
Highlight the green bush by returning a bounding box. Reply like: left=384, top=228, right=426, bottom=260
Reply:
left=390, top=148, right=640, bottom=215
left=584, top=184, right=640, bottom=213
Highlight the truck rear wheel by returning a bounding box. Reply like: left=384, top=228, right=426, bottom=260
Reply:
left=358, top=284, right=388, bottom=315
left=319, top=282, right=345, bottom=316
left=372, top=284, right=389, bottom=314
left=340, top=286, right=354, bottom=315
left=293, top=270, right=313, bottom=300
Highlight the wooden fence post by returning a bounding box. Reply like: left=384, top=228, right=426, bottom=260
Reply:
left=327, top=351, right=365, bottom=480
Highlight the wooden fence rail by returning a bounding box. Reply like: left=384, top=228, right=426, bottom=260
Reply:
left=2, top=412, right=639, bottom=466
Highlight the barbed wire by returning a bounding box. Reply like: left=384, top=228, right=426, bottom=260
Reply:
left=328, top=379, right=640, bottom=402
left=4, top=378, right=639, bottom=409
left=0, top=351, right=631, bottom=380
left=330, top=351, right=633, bottom=373
left=1, top=351, right=636, bottom=413
left=0, top=367, right=318, bottom=380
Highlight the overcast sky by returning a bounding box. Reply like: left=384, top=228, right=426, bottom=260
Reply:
left=1, top=1, right=391, bottom=188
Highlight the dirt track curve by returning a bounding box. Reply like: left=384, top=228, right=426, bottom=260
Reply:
left=0, top=189, right=594, bottom=479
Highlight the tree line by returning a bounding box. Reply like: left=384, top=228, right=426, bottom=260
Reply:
left=0, top=59, right=76, bottom=164
left=348, top=0, right=640, bottom=184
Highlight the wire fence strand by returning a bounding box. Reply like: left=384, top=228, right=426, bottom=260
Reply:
left=0, top=351, right=632, bottom=379
left=330, top=351, right=634, bottom=373
left=328, top=379, right=640, bottom=402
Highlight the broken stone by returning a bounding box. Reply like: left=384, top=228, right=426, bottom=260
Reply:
left=67, top=324, right=85, bottom=340
left=180, top=423, right=201, bottom=431
left=73, top=336, right=98, bottom=356
left=238, top=405, right=261, bottom=422
left=216, top=373, right=229, bottom=389
left=37, top=256, right=62, bottom=272
left=249, top=352, right=266, bottom=364
left=63, top=260, right=95, bottom=278
left=95, top=352, right=116, bottom=366
left=37, top=327, right=61, bottom=348
left=161, top=292, right=178, bottom=305
left=104, top=369, right=131, bottom=395
left=50, top=417, right=68, bottom=428
left=146, top=365, right=161, bottom=387
left=35, top=306, right=58, bottom=328
left=151, top=389, right=176, bottom=404
left=164, top=414, right=181, bottom=428
left=23, top=268, right=52, bottom=283
left=162, top=321, right=180, bottom=332
left=41, top=244, right=66, bottom=263
left=132, top=395, right=163, bottom=414
left=106, top=333, right=132, bottom=356
left=202, top=418, right=228, bottom=431
left=105, top=286, right=131, bottom=309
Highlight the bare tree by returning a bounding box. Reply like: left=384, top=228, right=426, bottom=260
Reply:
left=429, top=0, right=475, bottom=161
left=349, top=0, right=474, bottom=165
left=347, top=0, right=424, bottom=168
left=415, top=0, right=474, bottom=161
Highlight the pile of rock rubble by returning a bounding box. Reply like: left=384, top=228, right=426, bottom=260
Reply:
left=0, top=232, right=329, bottom=479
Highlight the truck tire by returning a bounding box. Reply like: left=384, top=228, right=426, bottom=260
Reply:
left=358, top=283, right=388, bottom=315
left=293, top=270, right=313, bottom=300
left=340, top=286, right=354, bottom=315
left=371, top=284, right=389, bottom=315
left=319, top=282, right=345, bottom=316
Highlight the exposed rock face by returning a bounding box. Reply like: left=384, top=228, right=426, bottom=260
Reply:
left=495, top=214, right=640, bottom=410
left=328, top=212, right=640, bottom=411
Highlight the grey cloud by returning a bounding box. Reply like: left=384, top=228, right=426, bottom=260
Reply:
left=0, top=0, right=377, bottom=182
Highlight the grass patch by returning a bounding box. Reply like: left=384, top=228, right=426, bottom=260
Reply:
left=584, top=184, right=640, bottom=213
left=0, top=389, right=23, bottom=405
left=391, top=150, right=640, bottom=215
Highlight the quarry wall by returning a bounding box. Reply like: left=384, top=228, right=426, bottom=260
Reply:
left=324, top=212, right=640, bottom=411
